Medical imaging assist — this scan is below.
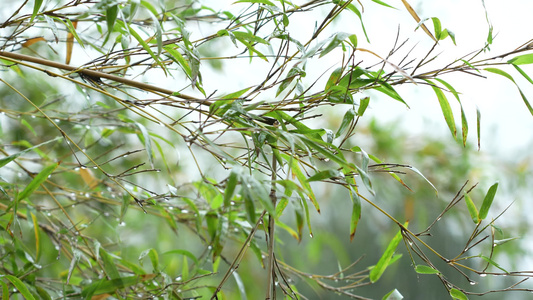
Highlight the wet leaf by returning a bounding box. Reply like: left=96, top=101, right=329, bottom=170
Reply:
left=4, top=275, right=36, bottom=300
left=425, top=79, right=456, bottom=139
left=335, top=108, right=356, bottom=138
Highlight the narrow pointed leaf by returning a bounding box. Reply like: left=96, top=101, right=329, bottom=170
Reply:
left=508, top=53, right=533, bottom=65
left=485, top=67, right=533, bottom=116
left=478, top=182, right=498, bottom=220
left=370, top=223, right=407, bottom=282
left=425, top=79, right=456, bottom=139
left=224, top=169, right=239, bottom=207
left=382, top=289, right=403, bottom=300
left=349, top=187, right=362, bottom=241
left=18, top=162, right=59, bottom=201
left=408, top=166, right=437, bottom=195
left=4, top=275, right=36, bottom=300
left=476, top=106, right=481, bottom=150
left=400, top=0, right=436, bottom=41
left=0, top=137, right=60, bottom=168
left=357, top=96, right=370, bottom=116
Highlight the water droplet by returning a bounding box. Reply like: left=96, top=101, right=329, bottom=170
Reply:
left=85, top=125, right=91, bottom=129
left=84, top=193, right=89, bottom=198
left=81, top=166, right=87, bottom=170
left=93, top=166, right=97, bottom=169
left=181, top=209, right=189, bottom=214
left=118, top=222, right=126, bottom=226
left=104, top=212, right=109, bottom=217
left=168, top=206, right=174, bottom=210
left=309, top=233, right=314, bottom=238
left=480, top=273, right=487, bottom=277
left=54, top=245, right=60, bottom=250
left=54, top=119, right=60, bottom=123
left=207, top=245, right=212, bottom=250
left=75, top=231, right=79, bottom=235
left=47, top=212, right=51, bottom=216
left=230, top=201, right=236, bottom=206
left=74, top=167, right=80, bottom=171
left=175, top=276, right=182, bottom=281
left=123, top=154, right=128, bottom=158
left=470, top=281, right=477, bottom=285
left=436, top=217, right=442, bottom=221
left=31, top=115, right=36, bottom=119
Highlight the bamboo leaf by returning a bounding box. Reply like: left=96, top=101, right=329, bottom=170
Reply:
left=17, top=162, right=59, bottom=202
left=400, top=0, right=436, bottom=41
left=0, top=137, right=60, bottom=169
left=408, top=166, right=438, bottom=195
left=434, top=78, right=467, bottom=146
left=476, top=105, right=481, bottom=150
left=326, top=67, right=343, bottom=91
left=370, top=223, right=407, bottom=282
left=371, top=0, right=396, bottom=9
left=31, top=212, right=41, bottom=262
left=432, top=17, right=442, bottom=40
left=307, top=169, right=342, bottom=182
left=508, top=53, right=533, bottom=65
left=357, top=96, right=370, bottom=116
left=335, top=108, right=356, bottom=138
left=349, top=187, right=362, bottom=241
left=224, top=169, right=239, bottom=207
left=31, top=0, right=44, bottom=23
left=479, top=255, right=509, bottom=273
left=101, top=248, right=120, bottom=279
left=4, top=275, right=36, bottom=300
left=450, top=288, right=468, bottom=300
left=415, top=265, right=440, bottom=274
left=320, top=32, right=352, bottom=58
left=464, top=192, right=479, bottom=224
left=425, top=79, right=456, bottom=139
left=478, top=182, right=498, bottom=220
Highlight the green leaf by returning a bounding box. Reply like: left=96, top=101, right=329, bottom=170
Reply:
left=127, top=23, right=166, bottom=73
left=357, top=96, right=370, bottom=116
left=373, top=82, right=408, bottom=107
left=224, top=169, right=239, bottom=207
left=370, top=223, right=406, bottom=282
left=450, top=288, right=468, bottom=300
left=508, top=53, right=533, bottom=65
left=464, top=192, right=479, bottom=224
left=432, top=17, right=442, bottom=40
left=415, top=265, right=440, bottom=274
left=81, top=276, right=143, bottom=298
left=434, top=78, right=467, bottom=146
left=285, top=154, right=319, bottom=213
left=17, top=162, right=60, bottom=202
left=335, top=108, right=356, bottom=138
left=4, top=275, right=36, bottom=300
left=307, top=169, right=342, bottom=182
left=349, top=187, right=362, bottom=241
left=476, top=105, right=481, bottom=150
left=163, top=249, right=200, bottom=269
left=320, top=32, right=352, bottom=58
left=278, top=66, right=304, bottom=96
left=0, top=137, right=60, bottom=169
left=425, top=79, right=456, bottom=139
left=101, top=248, right=120, bottom=279
left=31, top=0, right=44, bottom=23
left=478, top=182, right=498, bottom=220
left=325, top=67, right=343, bottom=91
left=371, top=0, right=396, bottom=9
left=382, top=289, right=403, bottom=300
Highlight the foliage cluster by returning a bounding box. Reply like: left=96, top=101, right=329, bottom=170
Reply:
left=1, top=0, right=533, bottom=299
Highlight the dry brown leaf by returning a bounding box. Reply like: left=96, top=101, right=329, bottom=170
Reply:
left=66, top=20, right=77, bottom=64
left=22, top=37, right=46, bottom=48
left=80, top=168, right=99, bottom=189
left=400, top=0, right=436, bottom=42
left=91, top=294, right=111, bottom=300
